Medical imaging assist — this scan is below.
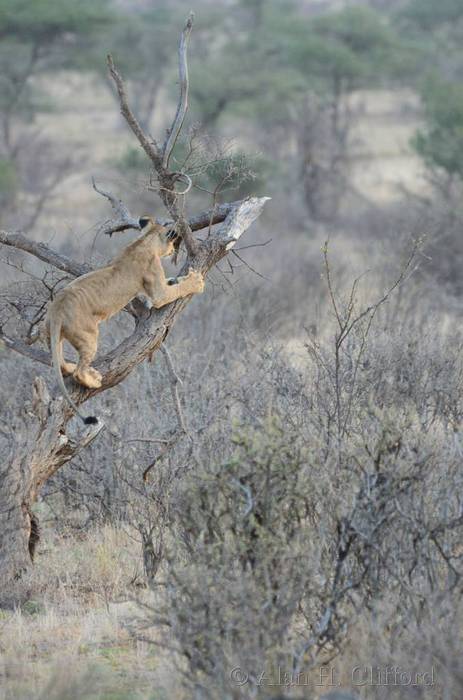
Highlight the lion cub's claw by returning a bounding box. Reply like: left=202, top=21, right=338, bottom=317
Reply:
left=186, top=269, right=205, bottom=293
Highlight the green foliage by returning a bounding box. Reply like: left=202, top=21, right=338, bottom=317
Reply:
left=189, top=2, right=309, bottom=125
left=174, top=417, right=314, bottom=582
left=195, top=151, right=271, bottom=199
left=315, top=6, right=396, bottom=53
left=400, top=0, right=463, bottom=30
left=0, top=158, right=17, bottom=204
left=190, top=3, right=408, bottom=127
left=398, top=2, right=463, bottom=175
left=413, top=79, right=463, bottom=178
left=190, top=36, right=305, bottom=126
left=303, top=7, right=406, bottom=88
left=0, top=0, right=111, bottom=134
left=163, top=419, right=318, bottom=688
left=89, top=3, right=184, bottom=129
left=21, top=598, right=44, bottom=615
left=113, top=146, right=147, bottom=174
left=0, top=41, right=54, bottom=118
left=0, top=0, right=110, bottom=42
left=96, top=5, right=178, bottom=78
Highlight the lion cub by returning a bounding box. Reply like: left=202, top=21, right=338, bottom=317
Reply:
left=38, top=217, right=204, bottom=423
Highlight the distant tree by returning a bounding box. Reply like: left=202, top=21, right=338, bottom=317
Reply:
left=0, top=0, right=110, bottom=223
left=188, top=3, right=409, bottom=220
left=413, top=79, right=463, bottom=190
left=396, top=0, right=463, bottom=82
left=291, top=6, right=406, bottom=220
left=189, top=3, right=305, bottom=129
left=94, top=3, right=182, bottom=132
left=399, top=0, right=463, bottom=30
left=0, top=0, right=110, bottom=153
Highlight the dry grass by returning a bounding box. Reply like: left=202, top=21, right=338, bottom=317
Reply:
left=0, top=524, right=173, bottom=700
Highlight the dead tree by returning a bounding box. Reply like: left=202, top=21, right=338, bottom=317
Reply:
left=0, top=15, right=269, bottom=595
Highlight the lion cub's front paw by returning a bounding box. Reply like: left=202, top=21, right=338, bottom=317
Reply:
left=186, top=269, right=205, bottom=294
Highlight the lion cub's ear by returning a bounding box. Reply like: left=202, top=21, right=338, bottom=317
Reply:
left=139, top=216, right=152, bottom=230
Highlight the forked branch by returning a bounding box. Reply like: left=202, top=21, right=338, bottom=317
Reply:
left=107, top=14, right=200, bottom=258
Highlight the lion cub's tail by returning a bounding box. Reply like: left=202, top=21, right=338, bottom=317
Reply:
left=49, top=314, right=98, bottom=426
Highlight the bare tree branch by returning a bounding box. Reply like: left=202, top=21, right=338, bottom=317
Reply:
left=185, top=200, right=243, bottom=231
left=107, top=54, right=163, bottom=170
left=214, top=196, right=270, bottom=250
left=0, top=229, right=90, bottom=277
left=0, top=332, right=51, bottom=367
left=160, top=344, right=189, bottom=436
left=107, top=19, right=200, bottom=258
left=92, top=177, right=140, bottom=236
left=162, top=13, right=194, bottom=169
left=0, top=200, right=258, bottom=272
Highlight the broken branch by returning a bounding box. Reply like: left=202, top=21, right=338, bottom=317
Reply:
left=92, top=177, right=140, bottom=236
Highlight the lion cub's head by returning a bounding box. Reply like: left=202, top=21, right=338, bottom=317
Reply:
left=139, top=216, right=179, bottom=257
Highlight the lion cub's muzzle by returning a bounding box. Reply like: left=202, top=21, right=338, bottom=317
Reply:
left=166, top=229, right=179, bottom=242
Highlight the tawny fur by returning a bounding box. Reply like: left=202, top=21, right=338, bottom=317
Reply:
left=34, top=218, right=203, bottom=419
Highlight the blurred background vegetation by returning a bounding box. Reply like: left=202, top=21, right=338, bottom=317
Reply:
left=0, top=0, right=462, bottom=233
left=2, top=1, right=463, bottom=699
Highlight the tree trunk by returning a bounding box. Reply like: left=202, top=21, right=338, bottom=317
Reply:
left=0, top=377, right=103, bottom=600
left=0, top=196, right=269, bottom=601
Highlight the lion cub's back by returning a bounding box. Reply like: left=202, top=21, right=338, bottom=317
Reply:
left=53, top=265, right=142, bottom=322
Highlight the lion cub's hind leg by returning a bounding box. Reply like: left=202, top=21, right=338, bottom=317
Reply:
left=30, top=319, right=76, bottom=375
left=67, top=325, right=102, bottom=389
left=62, top=361, right=77, bottom=376
left=54, top=336, right=76, bottom=376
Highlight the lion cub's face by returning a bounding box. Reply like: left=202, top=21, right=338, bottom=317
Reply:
left=139, top=216, right=179, bottom=258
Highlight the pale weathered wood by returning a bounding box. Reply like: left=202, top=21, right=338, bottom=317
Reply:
left=216, top=196, right=271, bottom=249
